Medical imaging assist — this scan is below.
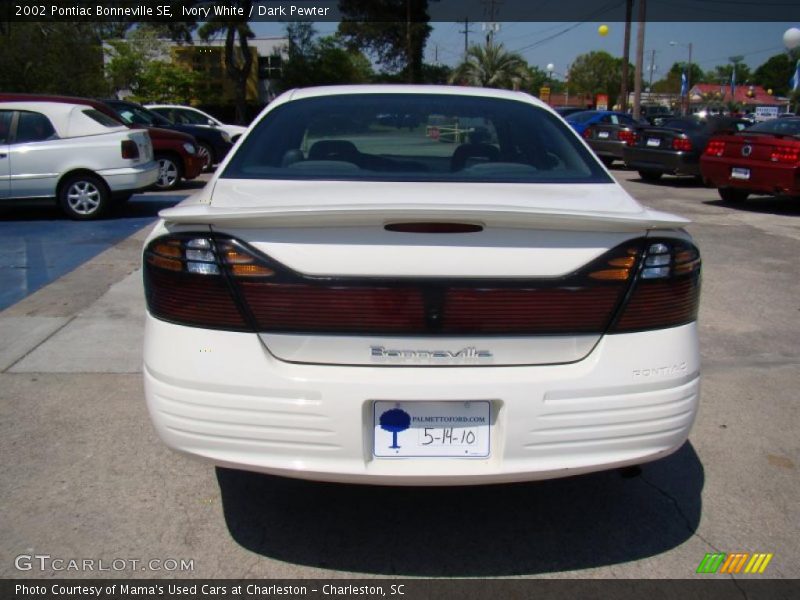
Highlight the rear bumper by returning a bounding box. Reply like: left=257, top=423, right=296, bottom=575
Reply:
left=701, top=157, right=800, bottom=196
left=143, top=316, right=700, bottom=485
left=590, top=139, right=626, bottom=160
left=624, top=148, right=700, bottom=176
left=98, top=162, right=159, bottom=192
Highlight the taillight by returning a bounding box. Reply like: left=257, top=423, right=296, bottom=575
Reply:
left=612, top=240, right=701, bottom=332
left=618, top=130, right=637, bottom=147
left=770, top=146, right=800, bottom=163
left=121, top=139, right=139, bottom=159
left=582, top=127, right=593, bottom=139
left=144, top=235, right=699, bottom=336
left=705, top=140, right=725, bottom=157
left=672, top=137, right=692, bottom=152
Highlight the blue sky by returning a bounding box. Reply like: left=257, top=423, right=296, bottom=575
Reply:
left=251, top=21, right=796, bottom=82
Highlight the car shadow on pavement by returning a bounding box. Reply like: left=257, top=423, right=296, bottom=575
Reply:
left=216, top=442, right=703, bottom=576
left=703, top=197, right=800, bottom=218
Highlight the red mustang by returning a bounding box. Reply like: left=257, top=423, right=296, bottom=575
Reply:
left=701, top=117, right=800, bottom=203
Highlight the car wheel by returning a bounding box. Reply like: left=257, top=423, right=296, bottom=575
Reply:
left=638, top=170, right=662, bottom=182
left=600, top=157, right=614, bottom=168
left=154, top=154, right=183, bottom=190
left=58, top=174, right=110, bottom=220
left=197, top=143, right=214, bottom=173
left=718, top=188, right=748, bottom=203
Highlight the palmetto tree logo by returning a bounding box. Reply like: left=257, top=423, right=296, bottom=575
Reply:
left=379, top=408, right=411, bottom=449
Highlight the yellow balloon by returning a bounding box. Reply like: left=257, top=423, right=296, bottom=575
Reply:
left=767, top=89, right=773, bottom=95
left=598, top=24, right=609, bottom=36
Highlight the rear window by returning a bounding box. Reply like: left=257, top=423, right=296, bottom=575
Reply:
left=82, top=109, right=121, bottom=127
left=748, top=118, right=800, bottom=136
left=566, top=111, right=598, bottom=123
left=223, top=94, right=611, bottom=184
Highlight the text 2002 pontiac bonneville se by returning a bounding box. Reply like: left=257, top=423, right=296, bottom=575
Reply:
left=142, top=85, right=701, bottom=485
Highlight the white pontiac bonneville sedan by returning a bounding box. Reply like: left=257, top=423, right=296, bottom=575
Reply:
left=143, top=85, right=701, bottom=485
left=0, top=101, right=158, bottom=219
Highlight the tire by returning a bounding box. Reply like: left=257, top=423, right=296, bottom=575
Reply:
left=197, top=143, right=214, bottom=173
left=600, top=157, right=614, bottom=168
left=718, top=188, right=749, bottom=204
left=154, top=154, right=183, bottom=191
left=58, top=173, right=110, bottom=220
left=638, top=169, right=662, bottom=182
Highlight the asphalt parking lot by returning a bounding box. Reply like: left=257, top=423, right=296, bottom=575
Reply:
left=1, top=169, right=798, bottom=580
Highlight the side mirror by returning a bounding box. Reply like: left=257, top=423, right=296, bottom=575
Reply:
left=208, top=119, right=218, bottom=127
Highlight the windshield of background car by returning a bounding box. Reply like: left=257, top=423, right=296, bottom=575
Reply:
left=223, top=94, right=611, bottom=184
left=114, top=105, right=172, bottom=128
left=748, top=118, right=800, bottom=136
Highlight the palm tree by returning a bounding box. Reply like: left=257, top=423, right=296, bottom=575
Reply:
left=199, top=1, right=255, bottom=124
left=449, top=43, right=530, bottom=89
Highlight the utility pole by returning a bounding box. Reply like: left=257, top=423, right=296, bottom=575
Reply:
left=648, top=49, right=657, bottom=90
left=459, top=17, right=474, bottom=57
left=619, top=0, right=633, bottom=111
left=632, top=0, right=646, bottom=120
left=482, top=0, right=501, bottom=47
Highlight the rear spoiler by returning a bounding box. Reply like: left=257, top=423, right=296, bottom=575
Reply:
left=159, top=203, right=689, bottom=233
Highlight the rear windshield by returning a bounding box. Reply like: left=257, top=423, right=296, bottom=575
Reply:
left=566, top=111, right=598, bottom=123
left=222, top=94, right=611, bottom=184
left=748, top=118, right=800, bottom=136
left=82, top=109, right=121, bottom=127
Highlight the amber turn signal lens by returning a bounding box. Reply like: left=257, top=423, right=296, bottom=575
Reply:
left=608, top=257, right=636, bottom=268
left=146, top=254, right=182, bottom=272
left=153, top=241, right=181, bottom=258
left=589, top=268, right=631, bottom=281
left=230, top=264, right=275, bottom=277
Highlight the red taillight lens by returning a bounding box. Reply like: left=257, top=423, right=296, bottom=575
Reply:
left=121, top=140, right=139, bottom=159
left=672, top=137, right=692, bottom=152
left=618, top=130, right=637, bottom=146
left=705, top=140, right=725, bottom=157
left=770, top=146, right=800, bottom=163
left=144, top=235, right=700, bottom=336
left=612, top=240, right=701, bottom=332
left=582, top=127, right=593, bottom=139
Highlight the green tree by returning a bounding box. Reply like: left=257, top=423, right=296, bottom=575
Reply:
left=651, top=62, right=705, bottom=94
left=567, top=51, right=632, bottom=108
left=0, top=22, right=108, bottom=95
left=338, top=0, right=432, bottom=83
left=449, top=44, right=530, bottom=89
left=198, top=0, right=255, bottom=124
left=105, top=28, right=199, bottom=104
left=280, top=24, right=373, bottom=89
left=753, top=52, right=799, bottom=97
left=706, top=63, right=752, bottom=85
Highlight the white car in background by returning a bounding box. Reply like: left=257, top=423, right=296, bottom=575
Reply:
left=0, top=101, right=158, bottom=219
left=143, top=85, right=701, bottom=485
left=145, top=104, right=247, bottom=142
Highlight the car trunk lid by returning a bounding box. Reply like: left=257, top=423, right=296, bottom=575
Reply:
left=157, top=180, right=686, bottom=366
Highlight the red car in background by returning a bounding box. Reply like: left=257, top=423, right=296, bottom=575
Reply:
left=701, top=117, right=800, bottom=203
left=0, top=93, right=203, bottom=191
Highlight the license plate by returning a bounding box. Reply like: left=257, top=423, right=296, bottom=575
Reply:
left=731, top=167, right=750, bottom=180
left=598, top=131, right=610, bottom=139
left=373, top=401, right=491, bottom=458
left=646, top=137, right=661, bottom=147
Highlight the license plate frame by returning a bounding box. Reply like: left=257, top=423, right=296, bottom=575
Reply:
left=597, top=131, right=610, bottom=139
left=373, top=400, right=491, bottom=458
left=731, top=167, right=750, bottom=180
left=646, top=137, right=661, bottom=147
